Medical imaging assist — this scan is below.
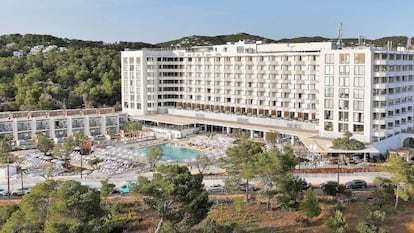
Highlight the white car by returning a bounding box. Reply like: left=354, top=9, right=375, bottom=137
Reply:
left=11, top=187, right=32, bottom=196
left=0, top=189, right=8, bottom=196
left=206, top=184, right=225, bottom=192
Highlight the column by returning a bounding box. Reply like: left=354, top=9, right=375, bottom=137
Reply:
left=250, top=130, right=254, bottom=139
left=227, top=127, right=231, bottom=134
left=291, top=136, right=295, bottom=145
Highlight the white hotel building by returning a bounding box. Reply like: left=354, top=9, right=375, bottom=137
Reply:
left=121, top=41, right=414, bottom=154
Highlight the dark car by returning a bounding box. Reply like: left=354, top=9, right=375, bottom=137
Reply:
left=345, top=179, right=367, bottom=189
left=319, top=181, right=338, bottom=189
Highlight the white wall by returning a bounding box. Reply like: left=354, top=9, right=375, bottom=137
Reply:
left=168, top=109, right=317, bottom=131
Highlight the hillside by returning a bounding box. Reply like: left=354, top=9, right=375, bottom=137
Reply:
left=156, top=32, right=276, bottom=48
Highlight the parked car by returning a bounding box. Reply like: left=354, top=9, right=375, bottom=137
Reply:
left=11, top=187, right=31, bottom=196
left=117, top=180, right=138, bottom=194
left=206, top=184, right=225, bottom=192
left=0, top=189, right=8, bottom=196
left=319, top=181, right=338, bottom=189
left=239, top=183, right=257, bottom=191
left=345, top=179, right=367, bottom=189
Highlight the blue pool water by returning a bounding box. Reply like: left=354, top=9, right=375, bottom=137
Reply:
left=128, top=144, right=200, bottom=161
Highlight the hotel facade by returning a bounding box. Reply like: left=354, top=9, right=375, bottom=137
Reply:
left=121, top=41, right=414, bottom=154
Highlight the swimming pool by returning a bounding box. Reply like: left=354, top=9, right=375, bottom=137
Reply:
left=127, top=144, right=200, bottom=161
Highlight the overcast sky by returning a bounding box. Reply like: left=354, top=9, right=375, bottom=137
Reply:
left=1, top=0, right=413, bottom=43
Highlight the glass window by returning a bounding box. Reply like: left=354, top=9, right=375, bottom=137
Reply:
left=353, top=124, right=364, bottom=133
left=339, top=65, right=350, bottom=75
left=324, top=110, right=333, bottom=120
left=324, top=122, right=333, bottom=131
left=354, top=65, right=365, bottom=75
left=325, top=87, right=334, bottom=97
left=353, top=112, right=364, bottom=123
left=339, top=100, right=349, bottom=110
left=339, top=112, right=349, bottom=121
left=338, top=123, right=349, bottom=132
left=325, top=65, right=334, bottom=75
left=353, top=100, right=364, bottom=111
left=339, top=54, right=350, bottom=64
left=354, top=76, right=365, bottom=87
left=339, top=76, right=349, bottom=86
left=354, top=53, right=365, bottom=64
left=339, top=88, right=349, bottom=98
left=325, top=54, right=334, bottom=64
left=324, top=99, right=333, bottom=109
left=325, top=76, right=334, bottom=86
left=353, top=89, right=364, bottom=99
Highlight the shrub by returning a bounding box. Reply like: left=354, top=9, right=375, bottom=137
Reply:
left=300, top=189, right=321, bottom=218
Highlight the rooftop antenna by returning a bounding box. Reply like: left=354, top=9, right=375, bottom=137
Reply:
left=336, top=22, right=344, bottom=49
left=358, top=35, right=365, bottom=46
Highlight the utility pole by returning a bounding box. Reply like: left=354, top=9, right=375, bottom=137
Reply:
left=7, top=155, right=10, bottom=200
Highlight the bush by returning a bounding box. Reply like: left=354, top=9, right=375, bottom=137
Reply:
left=325, top=210, right=348, bottom=233
left=295, top=216, right=310, bottom=227
left=300, top=189, right=321, bottom=218
left=0, top=204, right=19, bottom=224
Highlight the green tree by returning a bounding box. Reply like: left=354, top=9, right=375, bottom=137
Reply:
left=356, top=210, right=387, bottom=233
left=372, top=177, right=394, bottom=208
left=193, top=153, right=211, bottom=174
left=383, top=155, right=414, bottom=208
left=300, top=188, right=321, bottom=219
left=124, top=120, right=142, bottom=131
left=265, top=131, right=280, bottom=147
left=137, top=164, right=211, bottom=233
left=2, top=180, right=59, bottom=232
left=147, top=146, right=163, bottom=169
left=100, top=179, right=115, bottom=200
left=326, top=210, right=348, bottom=233
left=332, top=131, right=365, bottom=150
left=255, top=147, right=300, bottom=210
left=36, top=132, right=53, bottom=155
left=225, top=140, right=262, bottom=201
left=44, top=180, right=106, bottom=232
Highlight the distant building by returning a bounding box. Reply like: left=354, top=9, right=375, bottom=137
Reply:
left=0, top=108, right=127, bottom=148
left=12, top=51, right=23, bottom=57
left=121, top=41, right=414, bottom=154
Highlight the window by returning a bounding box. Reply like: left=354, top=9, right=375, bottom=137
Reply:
left=354, top=65, right=365, bottom=75
left=354, top=53, right=365, bottom=64
left=354, top=76, right=365, bottom=87
left=353, top=124, right=364, bottom=133
left=324, top=110, right=333, bottom=120
left=338, top=123, right=349, bottom=132
left=338, top=100, right=349, bottom=110
left=353, top=89, right=364, bottom=99
left=325, top=87, right=334, bottom=97
left=339, top=76, right=349, bottom=86
left=324, top=99, right=333, bottom=109
left=339, top=54, right=350, bottom=64
left=325, top=76, right=334, bottom=86
left=324, top=122, right=333, bottom=131
left=353, top=112, right=364, bottom=123
left=325, top=54, right=334, bottom=64
left=339, top=88, right=349, bottom=98
left=353, top=100, right=364, bottom=111
left=339, top=65, right=350, bottom=75
left=339, top=112, right=349, bottom=121
left=325, top=65, right=334, bottom=75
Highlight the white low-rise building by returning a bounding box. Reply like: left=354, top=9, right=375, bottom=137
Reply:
left=0, top=108, right=127, bottom=146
